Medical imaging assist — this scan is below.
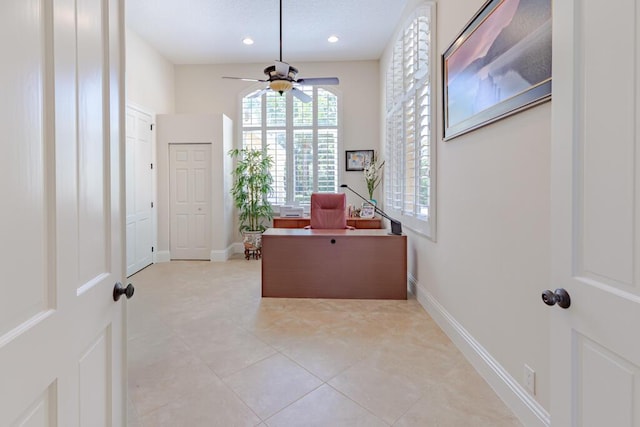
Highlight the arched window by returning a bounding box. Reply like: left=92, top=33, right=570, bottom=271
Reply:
left=241, top=87, right=340, bottom=207
left=384, top=4, right=436, bottom=237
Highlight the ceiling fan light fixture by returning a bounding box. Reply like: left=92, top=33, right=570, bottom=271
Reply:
left=221, top=0, right=338, bottom=102
left=269, top=79, right=293, bottom=93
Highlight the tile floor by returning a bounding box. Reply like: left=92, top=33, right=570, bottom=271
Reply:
left=127, top=257, right=522, bottom=426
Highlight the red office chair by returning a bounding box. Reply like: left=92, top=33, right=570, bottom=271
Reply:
left=308, top=193, right=353, bottom=229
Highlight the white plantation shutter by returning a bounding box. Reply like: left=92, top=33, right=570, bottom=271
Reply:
left=242, top=88, right=264, bottom=152
left=317, top=129, right=338, bottom=193
left=417, top=81, right=431, bottom=219
left=243, top=130, right=262, bottom=151
left=384, top=3, right=436, bottom=237
left=392, top=38, right=403, bottom=107
left=293, top=130, right=314, bottom=204
left=241, top=86, right=340, bottom=207
left=267, top=130, right=287, bottom=205
left=404, top=97, right=416, bottom=214
left=243, top=95, right=262, bottom=126
left=317, top=88, right=338, bottom=126
left=266, top=91, right=286, bottom=126
left=404, top=22, right=416, bottom=93
left=316, top=88, right=338, bottom=194
left=416, top=15, right=430, bottom=80
left=385, top=107, right=404, bottom=211
left=293, top=87, right=313, bottom=126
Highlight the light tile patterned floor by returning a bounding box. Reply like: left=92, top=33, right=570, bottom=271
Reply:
left=127, top=257, right=522, bottom=426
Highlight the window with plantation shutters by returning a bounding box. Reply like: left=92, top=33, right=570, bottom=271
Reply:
left=384, top=4, right=436, bottom=237
left=241, top=86, right=340, bottom=208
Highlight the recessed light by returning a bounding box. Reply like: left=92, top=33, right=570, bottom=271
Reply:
left=243, top=37, right=254, bottom=45
left=328, top=35, right=339, bottom=43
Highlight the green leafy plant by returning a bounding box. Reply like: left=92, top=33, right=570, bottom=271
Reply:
left=229, top=148, right=274, bottom=232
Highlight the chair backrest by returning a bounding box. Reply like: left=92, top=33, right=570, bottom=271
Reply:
left=310, top=193, right=347, bottom=229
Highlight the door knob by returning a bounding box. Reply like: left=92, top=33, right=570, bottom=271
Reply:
left=113, top=282, right=135, bottom=301
left=541, top=288, right=570, bottom=309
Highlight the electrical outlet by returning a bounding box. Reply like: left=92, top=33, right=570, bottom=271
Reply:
left=524, top=364, right=536, bottom=395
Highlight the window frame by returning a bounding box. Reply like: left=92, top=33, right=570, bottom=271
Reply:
left=383, top=3, right=437, bottom=240
left=237, top=84, right=343, bottom=211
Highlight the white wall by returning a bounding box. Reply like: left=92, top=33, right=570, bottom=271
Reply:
left=155, top=114, right=234, bottom=261
left=222, top=115, right=235, bottom=251
left=174, top=61, right=381, bottom=203
left=381, top=1, right=551, bottom=424
left=126, top=28, right=175, bottom=114
left=125, top=28, right=176, bottom=266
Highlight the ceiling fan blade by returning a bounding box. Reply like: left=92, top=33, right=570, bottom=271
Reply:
left=291, top=87, right=312, bottom=103
left=248, top=88, right=269, bottom=98
left=222, top=76, right=265, bottom=82
left=296, top=77, right=339, bottom=85
left=275, top=60, right=290, bottom=76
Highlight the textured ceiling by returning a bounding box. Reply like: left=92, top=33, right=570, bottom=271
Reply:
left=126, top=0, right=410, bottom=64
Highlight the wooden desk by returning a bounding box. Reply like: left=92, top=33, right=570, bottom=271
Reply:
left=261, top=228, right=407, bottom=299
left=273, top=217, right=382, bottom=229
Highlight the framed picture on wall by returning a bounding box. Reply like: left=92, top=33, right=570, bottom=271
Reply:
left=442, top=0, right=552, bottom=140
left=345, top=150, right=374, bottom=171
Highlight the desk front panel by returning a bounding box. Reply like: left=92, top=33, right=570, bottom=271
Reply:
left=262, top=229, right=407, bottom=299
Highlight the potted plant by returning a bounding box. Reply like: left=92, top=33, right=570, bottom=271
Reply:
left=229, top=147, right=274, bottom=259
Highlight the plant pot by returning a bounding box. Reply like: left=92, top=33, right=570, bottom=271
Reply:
left=242, top=230, right=264, bottom=261
left=242, top=230, right=263, bottom=260
left=242, top=230, right=263, bottom=250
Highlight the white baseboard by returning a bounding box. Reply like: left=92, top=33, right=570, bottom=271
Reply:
left=210, top=245, right=236, bottom=262
left=409, top=275, right=550, bottom=427
left=154, top=251, right=171, bottom=263
left=156, top=246, right=241, bottom=263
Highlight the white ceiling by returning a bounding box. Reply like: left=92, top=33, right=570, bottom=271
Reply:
left=126, top=0, right=410, bottom=65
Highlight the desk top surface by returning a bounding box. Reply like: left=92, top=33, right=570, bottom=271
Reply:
left=274, top=216, right=380, bottom=221
left=263, top=228, right=404, bottom=238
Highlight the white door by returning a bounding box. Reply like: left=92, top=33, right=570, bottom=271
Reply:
left=0, top=0, right=127, bottom=425
left=126, top=106, right=154, bottom=276
left=169, top=144, right=212, bottom=259
left=551, top=0, right=640, bottom=425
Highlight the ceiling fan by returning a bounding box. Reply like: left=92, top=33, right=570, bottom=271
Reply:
left=222, top=0, right=339, bottom=103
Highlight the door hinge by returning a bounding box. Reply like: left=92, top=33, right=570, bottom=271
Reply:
left=150, top=124, right=154, bottom=131
left=150, top=163, right=153, bottom=170
left=151, top=201, right=154, bottom=208
left=151, top=246, right=154, bottom=252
